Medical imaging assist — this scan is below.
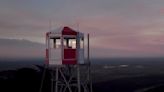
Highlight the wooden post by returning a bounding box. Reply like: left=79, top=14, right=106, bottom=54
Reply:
left=77, top=65, right=81, bottom=92
left=87, top=34, right=90, bottom=64
left=88, top=34, right=93, bottom=92
left=55, top=67, right=58, bottom=92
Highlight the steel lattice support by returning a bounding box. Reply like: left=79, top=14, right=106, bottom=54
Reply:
left=49, top=64, right=92, bottom=92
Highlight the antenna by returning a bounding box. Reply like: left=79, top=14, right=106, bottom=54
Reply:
left=74, top=16, right=79, bottom=32
left=49, top=20, right=52, bottom=31
left=77, top=20, right=79, bottom=32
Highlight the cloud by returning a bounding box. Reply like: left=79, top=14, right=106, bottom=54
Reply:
left=77, top=15, right=164, bottom=58
left=0, top=0, right=164, bottom=58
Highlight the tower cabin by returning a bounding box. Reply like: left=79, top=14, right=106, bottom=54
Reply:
left=45, top=26, right=85, bottom=65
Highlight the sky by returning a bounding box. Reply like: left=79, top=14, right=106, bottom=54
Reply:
left=1, top=0, right=164, bottom=58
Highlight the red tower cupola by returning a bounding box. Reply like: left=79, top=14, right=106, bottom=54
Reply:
left=45, top=26, right=84, bottom=65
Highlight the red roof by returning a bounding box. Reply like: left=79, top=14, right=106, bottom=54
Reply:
left=62, top=26, right=77, bottom=35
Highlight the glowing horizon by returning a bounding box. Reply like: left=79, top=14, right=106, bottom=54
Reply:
left=1, top=0, right=164, bottom=58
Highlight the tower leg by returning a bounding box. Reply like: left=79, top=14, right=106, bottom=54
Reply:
left=48, top=65, right=92, bottom=92
left=55, top=67, right=59, bottom=92
left=51, top=70, right=54, bottom=92
left=89, top=65, right=93, bottom=92
left=77, top=65, right=81, bottom=92
left=39, top=65, right=47, bottom=92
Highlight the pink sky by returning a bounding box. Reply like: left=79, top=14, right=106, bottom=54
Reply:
left=0, top=0, right=164, bottom=58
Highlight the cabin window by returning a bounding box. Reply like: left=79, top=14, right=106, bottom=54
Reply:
left=50, top=39, right=54, bottom=48
left=55, top=39, right=61, bottom=48
left=69, top=39, right=76, bottom=49
left=50, top=38, right=61, bottom=49
left=80, top=37, right=84, bottom=49
left=63, top=37, right=76, bottom=49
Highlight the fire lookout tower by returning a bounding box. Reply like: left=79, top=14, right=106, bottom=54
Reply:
left=40, top=26, right=92, bottom=92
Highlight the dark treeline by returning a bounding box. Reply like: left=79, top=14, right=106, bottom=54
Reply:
left=0, top=66, right=51, bottom=92
left=1, top=65, right=164, bottom=92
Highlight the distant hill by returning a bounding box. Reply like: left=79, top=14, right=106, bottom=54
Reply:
left=0, top=38, right=45, bottom=59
